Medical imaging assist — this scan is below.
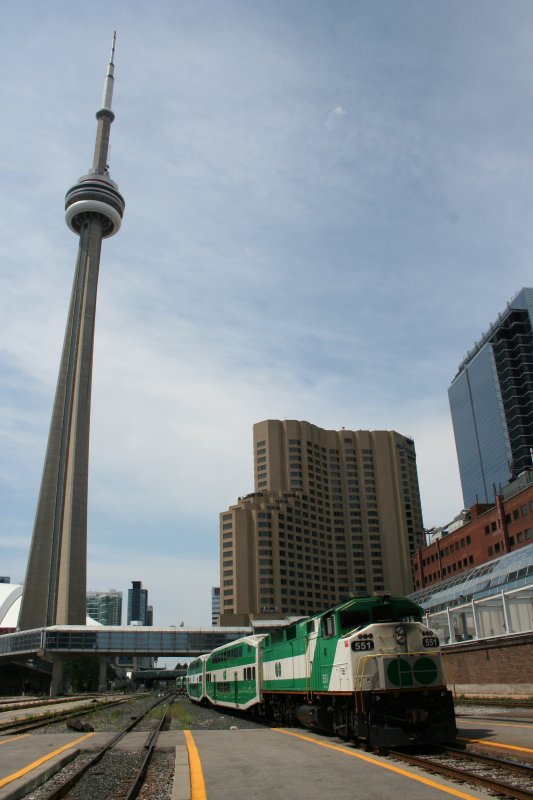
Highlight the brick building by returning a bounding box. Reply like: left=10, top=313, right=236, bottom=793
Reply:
left=412, top=472, right=533, bottom=590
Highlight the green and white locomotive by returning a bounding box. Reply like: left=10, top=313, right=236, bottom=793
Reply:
left=187, top=595, right=456, bottom=748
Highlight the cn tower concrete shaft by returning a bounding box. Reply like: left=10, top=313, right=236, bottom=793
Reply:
left=18, top=35, right=125, bottom=630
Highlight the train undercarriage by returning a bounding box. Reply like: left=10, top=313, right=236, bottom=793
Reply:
left=262, top=688, right=457, bottom=748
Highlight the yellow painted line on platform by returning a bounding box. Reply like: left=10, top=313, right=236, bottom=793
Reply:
left=276, top=729, right=485, bottom=800
left=459, top=718, right=533, bottom=729
left=184, top=730, right=207, bottom=800
left=0, top=733, right=31, bottom=745
left=0, top=731, right=95, bottom=788
left=457, top=736, right=533, bottom=754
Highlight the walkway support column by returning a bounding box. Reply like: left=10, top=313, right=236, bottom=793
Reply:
left=98, top=656, right=107, bottom=693
left=50, top=656, right=67, bottom=697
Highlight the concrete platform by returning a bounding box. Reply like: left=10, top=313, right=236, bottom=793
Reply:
left=457, top=712, right=533, bottom=762
left=188, top=728, right=497, bottom=800
left=0, top=716, right=531, bottom=800
left=0, top=731, right=98, bottom=800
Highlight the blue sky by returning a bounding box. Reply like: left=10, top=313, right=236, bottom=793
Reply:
left=2, top=1, right=533, bottom=628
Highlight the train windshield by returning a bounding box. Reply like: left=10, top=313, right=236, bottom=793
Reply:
left=339, top=603, right=421, bottom=631
left=372, top=604, right=421, bottom=623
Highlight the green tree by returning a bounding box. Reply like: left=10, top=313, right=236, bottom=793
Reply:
left=65, top=656, right=99, bottom=692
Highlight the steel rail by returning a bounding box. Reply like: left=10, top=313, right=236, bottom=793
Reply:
left=387, top=747, right=533, bottom=800
left=0, top=696, right=133, bottom=735
left=42, top=693, right=174, bottom=800
left=0, top=694, right=99, bottom=710
left=122, top=696, right=174, bottom=800
left=444, top=743, right=533, bottom=774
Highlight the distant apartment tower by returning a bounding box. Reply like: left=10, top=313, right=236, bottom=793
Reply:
left=449, top=288, right=533, bottom=508
left=127, top=581, right=151, bottom=625
left=211, top=587, right=221, bottom=625
left=86, top=589, right=122, bottom=625
left=219, top=420, right=425, bottom=626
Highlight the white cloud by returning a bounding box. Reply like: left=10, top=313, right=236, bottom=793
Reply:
left=2, top=1, right=533, bottom=624
left=325, top=105, right=348, bottom=130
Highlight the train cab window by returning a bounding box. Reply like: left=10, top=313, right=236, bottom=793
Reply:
left=372, top=604, right=421, bottom=623
left=321, top=614, right=336, bottom=638
left=339, top=609, right=370, bottom=632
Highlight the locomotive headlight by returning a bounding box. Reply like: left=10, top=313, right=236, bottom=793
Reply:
left=394, top=624, right=407, bottom=645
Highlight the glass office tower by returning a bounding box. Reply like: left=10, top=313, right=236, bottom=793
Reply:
left=449, top=288, right=533, bottom=507
left=127, top=581, right=150, bottom=625
left=86, top=589, right=123, bottom=625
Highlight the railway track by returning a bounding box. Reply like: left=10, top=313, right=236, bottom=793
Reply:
left=0, top=696, right=134, bottom=736
left=387, top=744, right=533, bottom=800
left=24, top=693, right=176, bottom=800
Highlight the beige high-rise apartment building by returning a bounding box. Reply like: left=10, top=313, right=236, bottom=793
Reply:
left=218, top=420, right=425, bottom=626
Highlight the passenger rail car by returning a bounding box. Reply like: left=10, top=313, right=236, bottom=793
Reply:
left=187, top=653, right=208, bottom=703
left=187, top=595, right=456, bottom=748
left=204, top=635, right=266, bottom=711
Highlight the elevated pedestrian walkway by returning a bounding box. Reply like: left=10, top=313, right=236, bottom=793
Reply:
left=0, top=625, right=251, bottom=660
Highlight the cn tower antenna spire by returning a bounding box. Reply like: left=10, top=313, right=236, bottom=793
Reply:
left=92, top=30, right=118, bottom=174
left=100, top=30, right=116, bottom=113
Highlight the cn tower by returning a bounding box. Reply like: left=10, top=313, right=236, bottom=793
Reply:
left=18, top=35, right=125, bottom=630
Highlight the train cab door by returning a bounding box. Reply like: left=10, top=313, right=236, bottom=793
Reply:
left=234, top=672, right=239, bottom=707
left=316, top=612, right=337, bottom=692
left=304, top=619, right=318, bottom=693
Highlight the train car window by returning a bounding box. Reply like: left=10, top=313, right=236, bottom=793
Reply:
left=306, top=620, right=316, bottom=634
left=286, top=626, right=297, bottom=641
